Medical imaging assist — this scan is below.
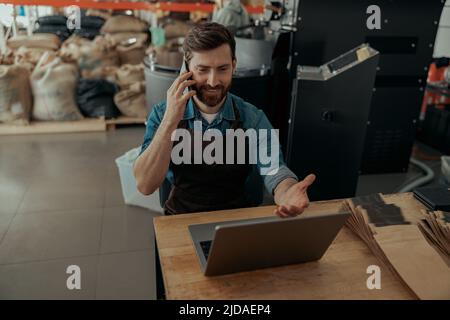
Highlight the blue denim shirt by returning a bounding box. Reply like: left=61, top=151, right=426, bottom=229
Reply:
left=139, top=93, right=298, bottom=195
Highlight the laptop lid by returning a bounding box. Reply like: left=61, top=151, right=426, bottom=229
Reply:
left=190, top=212, right=350, bottom=276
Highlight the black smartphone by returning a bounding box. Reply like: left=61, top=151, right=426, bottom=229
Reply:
left=180, top=59, right=194, bottom=94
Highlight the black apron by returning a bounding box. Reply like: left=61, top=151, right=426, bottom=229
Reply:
left=164, top=99, right=253, bottom=215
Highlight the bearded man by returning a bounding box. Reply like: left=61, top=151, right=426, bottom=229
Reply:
left=134, top=22, right=315, bottom=216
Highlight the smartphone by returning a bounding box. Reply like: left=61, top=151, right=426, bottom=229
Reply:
left=180, top=59, right=194, bottom=95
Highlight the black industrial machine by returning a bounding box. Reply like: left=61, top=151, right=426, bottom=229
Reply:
left=146, top=1, right=444, bottom=203
left=284, top=0, right=444, bottom=174
left=286, top=44, right=380, bottom=201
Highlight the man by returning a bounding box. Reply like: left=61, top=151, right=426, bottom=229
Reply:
left=134, top=22, right=315, bottom=217
left=212, top=0, right=250, bottom=33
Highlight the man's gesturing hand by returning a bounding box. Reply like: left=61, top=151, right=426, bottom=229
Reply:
left=163, top=71, right=197, bottom=126
left=274, top=174, right=316, bottom=218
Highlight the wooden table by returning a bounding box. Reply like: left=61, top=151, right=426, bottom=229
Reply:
left=153, top=195, right=417, bottom=300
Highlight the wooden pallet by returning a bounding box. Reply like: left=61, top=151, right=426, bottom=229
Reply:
left=0, top=116, right=146, bottom=135
left=105, top=116, right=147, bottom=131
left=0, top=118, right=106, bottom=135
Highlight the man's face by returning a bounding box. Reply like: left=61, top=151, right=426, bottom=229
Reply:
left=188, top=44, right=236, bottom=107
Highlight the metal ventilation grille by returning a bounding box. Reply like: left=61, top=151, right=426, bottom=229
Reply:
left=362, top=128, right=409, bottom=173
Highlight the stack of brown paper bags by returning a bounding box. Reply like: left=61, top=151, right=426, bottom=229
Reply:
left=418, top=210, right=450, bottom=267
left=345, top=193, right=450, bottom=300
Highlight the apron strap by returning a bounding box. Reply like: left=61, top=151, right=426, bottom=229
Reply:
left=230, top=98, right=243, bottom=130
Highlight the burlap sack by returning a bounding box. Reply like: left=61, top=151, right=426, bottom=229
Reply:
left=7, top=33, right=61, bottom=51
left=102, top=32, right=148, bottom=65
left=14, top=47, right=57, bottom=71
left=59, top=35, right=91, bottom=62
left=0, top=65, right=32, bottom=124
left=106, top=32, right=148, bottom=46
left=31, top=57, right=83, bottom=121
left=0, top=49, right=14, bottom=65
left=78, top=36, right=119, bottom=78
left=82, top=65, right=118, bottom=83
left=190, top=11, right=210, bottom=23
left=86, top=9, right=113, bottom=20
left=114, top=81, right=147, bottom=118
left=117, top=42, right=147, bottom=65
left=115, top=64, right=144, bottom=89
left=162, top=19, right=193, bottom=39
left=148, top=40, right=183, bottom=69
left=101, top=15, right=148, bottom=34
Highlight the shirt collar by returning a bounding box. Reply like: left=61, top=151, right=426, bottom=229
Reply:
left=182, top=93, right=236, bottom=121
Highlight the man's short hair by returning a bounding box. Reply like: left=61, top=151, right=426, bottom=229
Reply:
left=183, top=22, right=236, bottom=62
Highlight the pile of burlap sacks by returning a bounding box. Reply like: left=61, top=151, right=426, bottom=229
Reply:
left=147, top=17, right=193, bottom=69
left=0, top=33, right=80, bottom=124
left=0, top=13, right=151, bottom=125
left=59, top=13, right=150, bottom=119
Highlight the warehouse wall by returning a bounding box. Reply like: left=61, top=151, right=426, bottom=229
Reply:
left=434, top=0, right=450, bottom=57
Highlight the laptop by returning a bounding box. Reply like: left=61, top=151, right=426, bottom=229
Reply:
left=188, top=211, right=350, bottom=276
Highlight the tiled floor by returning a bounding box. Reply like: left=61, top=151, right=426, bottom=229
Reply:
left=0, top=127, right=158, bottom=300
left=0, top=127, right=445, bottom=299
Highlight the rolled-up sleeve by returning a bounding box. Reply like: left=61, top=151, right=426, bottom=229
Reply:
left=139, top=104, right=164, bottom=156
left=252, top=109, right=298, bottom=194
left=263, top=165, right=298, bottom=195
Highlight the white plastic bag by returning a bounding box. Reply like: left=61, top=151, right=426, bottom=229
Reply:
left=442, top=156, right=450, bottom=185
left=115, top=147, right=163, bottom=213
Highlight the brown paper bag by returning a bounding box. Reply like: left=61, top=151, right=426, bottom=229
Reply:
left=346, top=194, right=450, bottom=300
left=375, top=225, right=450, bottom=300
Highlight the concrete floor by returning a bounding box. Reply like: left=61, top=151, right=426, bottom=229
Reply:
left=0, top=127, right=445, bottom=299
left=356, top=142, right=445, bottom=196
left=0, top=127, right=158, bottom=299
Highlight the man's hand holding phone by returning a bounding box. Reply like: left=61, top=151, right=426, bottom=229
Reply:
left=162, top=71, right=196, bottom=128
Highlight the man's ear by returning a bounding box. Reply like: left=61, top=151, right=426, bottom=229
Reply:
left=232, top=58, right=237, bottom=73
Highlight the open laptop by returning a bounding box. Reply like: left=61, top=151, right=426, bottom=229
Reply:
left=188, top=211, right=350, bottom=276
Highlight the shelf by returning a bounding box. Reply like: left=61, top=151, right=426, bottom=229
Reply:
left=0, top=0, right=264, bottom=14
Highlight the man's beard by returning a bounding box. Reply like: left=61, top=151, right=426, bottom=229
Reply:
left=195, top=82, right=231, bottom=107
